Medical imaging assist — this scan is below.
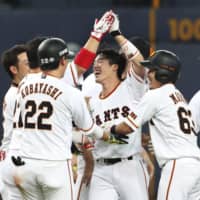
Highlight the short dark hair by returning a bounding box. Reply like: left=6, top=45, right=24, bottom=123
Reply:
left=97, top=48, right=127, bottom=80
left=129, top=36, right=150, bottom=59
left=26, top=36, right=48, bottom=69
left=1, top=44, right=27, bottom=79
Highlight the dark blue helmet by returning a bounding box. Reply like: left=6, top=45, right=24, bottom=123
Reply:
left=141, top=50, right=181, bottom=83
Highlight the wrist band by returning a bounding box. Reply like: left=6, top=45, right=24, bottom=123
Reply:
left=90, top=31, right=103, bottom=42
left=110, top=30, right=121, bottom=37
left=121, top=40, right=138, bottom=59
left=110, top=125, right=117, bottom=134
left=74, top=48, right=96, bottom=70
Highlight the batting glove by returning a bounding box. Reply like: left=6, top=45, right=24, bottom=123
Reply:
left=106, top=132, right=129, bottom=144
left=91, top=10, right=114, bottom=41
left=109, top=13, right=121, bottom=37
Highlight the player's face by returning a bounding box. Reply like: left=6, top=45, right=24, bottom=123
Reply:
left=16, top=52, right=30, bottom=82
left=148, top=69, right=162, bottom=89
left=93, top=55, right=117, bottom=84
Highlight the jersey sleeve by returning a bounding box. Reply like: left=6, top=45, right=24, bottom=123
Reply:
left=1, top=88, right=16, bottom=151
left=70, top=89, right=94, bottom=132
left=62, top=61, right=80, bottom=87
left=124, top=91, right=156, bottom=131
left=189, top=90, right=200, bottom=133
left=125, top=65, right=148, bottom=102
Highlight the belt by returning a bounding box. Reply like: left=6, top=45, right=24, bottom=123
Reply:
left=96, top=156, right=133, bottom=165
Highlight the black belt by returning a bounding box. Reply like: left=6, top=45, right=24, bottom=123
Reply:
left=96, top=156, right=133, bottom=165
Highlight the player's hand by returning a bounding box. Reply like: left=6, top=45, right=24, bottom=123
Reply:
left=106, top=132, right=129, bottom=144
left=0, top=150, right=6, bottom=161
left=91, top=10, right=114, bottom=41
left=11, top=156, right=25, bottom=166
left=109, top=12, right=121, bottom=34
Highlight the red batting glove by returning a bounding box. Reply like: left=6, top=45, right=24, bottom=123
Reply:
left=91, top=10, right=114, bottom=41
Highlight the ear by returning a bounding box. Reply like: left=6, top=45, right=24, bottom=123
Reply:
left=112, top=64, right=118, bottom=72
left=60, top=56, right=68, bottom=66
left=9, top=65, right=18, bottom=76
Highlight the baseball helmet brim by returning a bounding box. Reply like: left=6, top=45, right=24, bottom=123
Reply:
left=140, top=60, right=154, bottom=68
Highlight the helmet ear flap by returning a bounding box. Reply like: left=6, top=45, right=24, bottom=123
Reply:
left=155, top=68, right=179, bottom=84
left=155, top=68, right=170, bottom=83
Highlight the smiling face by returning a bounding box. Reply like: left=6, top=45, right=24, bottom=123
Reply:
left=93, top=54, right=118, bottom=84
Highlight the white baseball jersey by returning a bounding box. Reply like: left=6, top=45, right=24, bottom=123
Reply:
left=125, top=83, right=200, bottom=167
left=1, top=84, right=18, bottom=152
left=86, top=68, right=149, bottom=200
left=82, top=73, right=101, bottom=98
left=0, top=83, right=19, bottom=200
left=189, top=90, right=200, bottom=133
left=62, top=61, right=81, bottom=87
left=1, top=61, right=79, bottom=155
left=89, top=68, right=148, bottom=159
left=16, top=72, right=94, bottom=160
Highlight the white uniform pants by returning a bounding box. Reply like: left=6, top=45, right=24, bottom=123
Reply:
left=0, top=160, right=9, bottom=200
left=88, top=155, right=149, bottom=200
left=1, top=153, right=23, bottom=200
left=12, top=158, right=74, bottom=200
left=74, top=155, right=88, bottom=200
left=157, top=158, right=200, bottom=200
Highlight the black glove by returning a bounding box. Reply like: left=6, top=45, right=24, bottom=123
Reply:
left=11, top=156, right=25, bottom=166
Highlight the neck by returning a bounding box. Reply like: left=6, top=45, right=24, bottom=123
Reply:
left=30, top=67, right=41, bottom=73
left=43, top=69, right=63, bottom=79
left=100, top=78, right=121, bottom=98
left=13, top=77, right=20, bottom=85
left=11, top=81, right=18, bottom=87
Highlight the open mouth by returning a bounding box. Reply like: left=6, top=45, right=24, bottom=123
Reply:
left=94, top=71, right=101, bottom=77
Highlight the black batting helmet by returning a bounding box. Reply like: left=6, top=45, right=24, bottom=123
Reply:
left=141, top=50, right=181, bottom=84
left=38, top=37, right=73, bottom=70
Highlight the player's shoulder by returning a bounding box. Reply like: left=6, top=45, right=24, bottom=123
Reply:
left=191, top=90, right=200, bottom=100
left=189, top=90, right=200, bottom=106
left=143, top=84, right=170, bottom=102
left=4, top=84, right=18, bottom=100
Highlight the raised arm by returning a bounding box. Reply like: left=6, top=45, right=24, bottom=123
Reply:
left=109, top=12, right=150, bottom=79
left=74, top=10, right=114, bottom=77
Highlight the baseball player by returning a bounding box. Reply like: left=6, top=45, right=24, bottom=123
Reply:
left=111, top=50, right=200, bottom=200
left=1, top=10, right=115, bottom=200
left=0, top=44, right=30, bottom=200
left=74, top=13, right=154, bottom=200
left=11, top=37, right=124, bottom=200
left=86, top=48, right=149, bottom=200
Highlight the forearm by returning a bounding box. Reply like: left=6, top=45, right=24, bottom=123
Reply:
left=111, top=122, right=133, bottom=135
